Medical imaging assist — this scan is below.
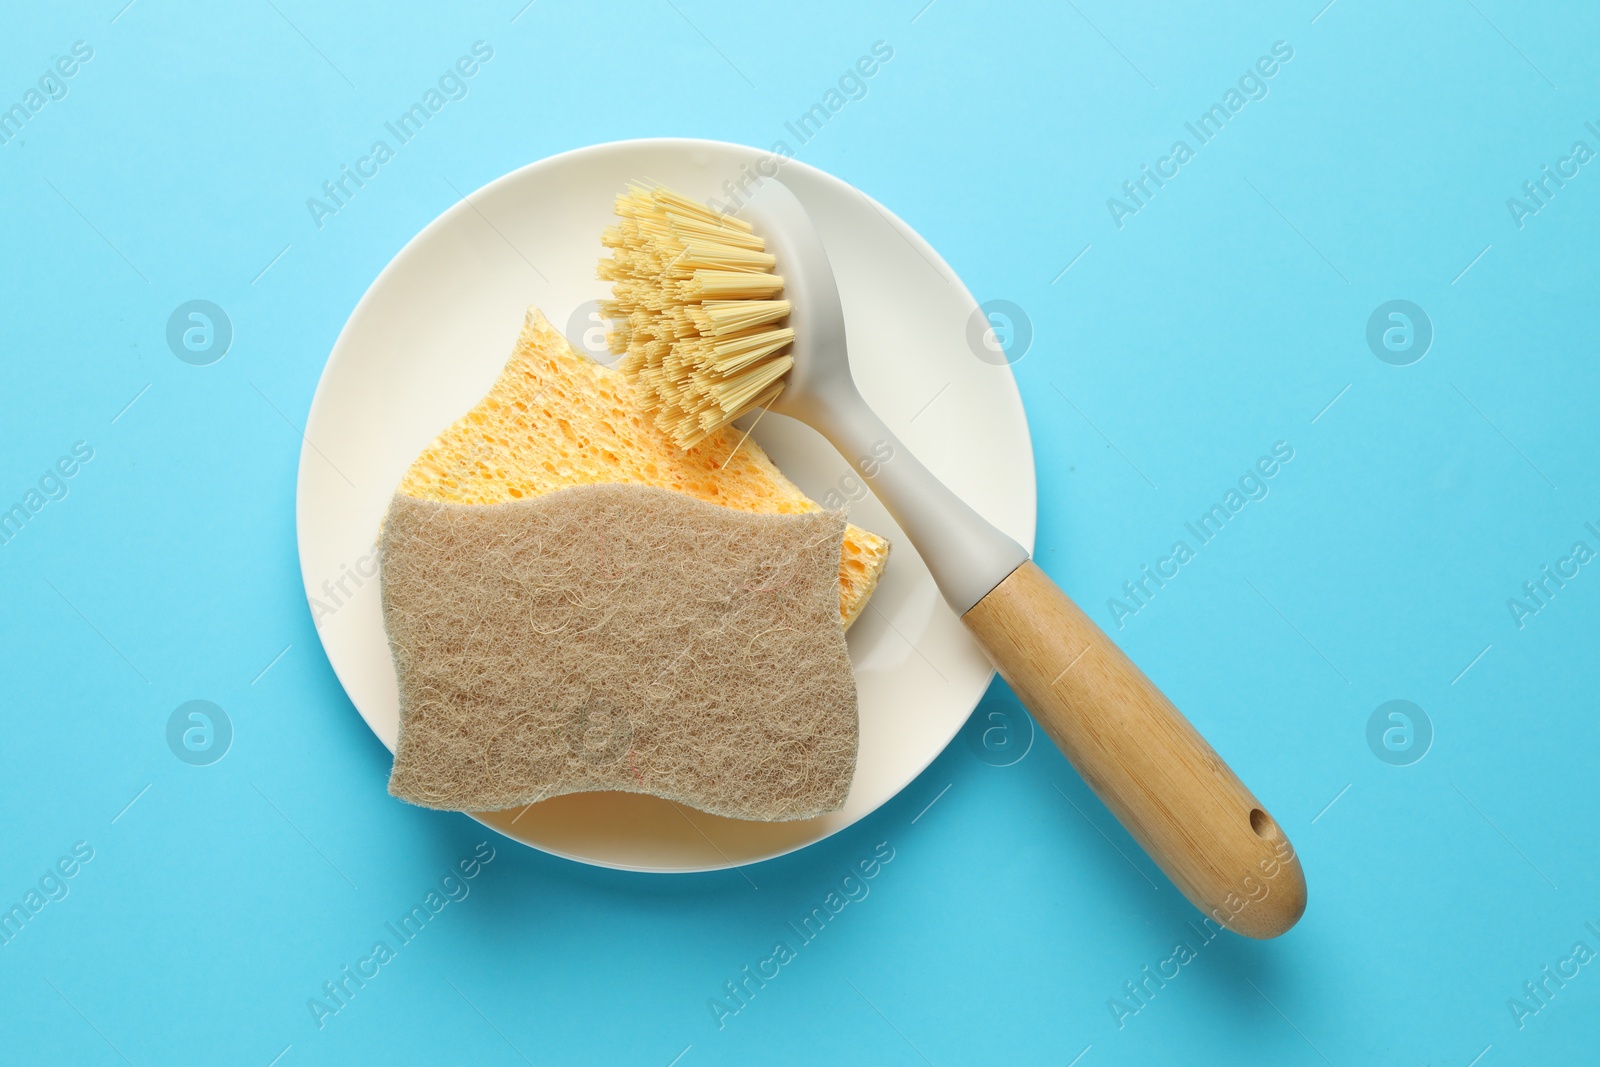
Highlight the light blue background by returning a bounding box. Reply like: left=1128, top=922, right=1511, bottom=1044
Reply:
left=3, top=1, right=1597, bottom=1063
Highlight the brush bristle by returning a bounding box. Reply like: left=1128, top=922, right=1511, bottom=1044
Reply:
left=598, top=183, right=793, bottom=448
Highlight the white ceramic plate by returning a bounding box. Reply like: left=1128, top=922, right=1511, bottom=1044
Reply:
left=297, top=138, right=1036, bottom=871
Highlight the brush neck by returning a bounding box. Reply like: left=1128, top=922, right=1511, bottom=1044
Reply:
left=799, top=378, right=1029, bottom=615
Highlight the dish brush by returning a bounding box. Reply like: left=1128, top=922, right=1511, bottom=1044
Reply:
left=600, top=179, right=1306, bottom=938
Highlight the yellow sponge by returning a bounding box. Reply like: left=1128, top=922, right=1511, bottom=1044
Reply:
left=396, top=308, right=890, bottom=628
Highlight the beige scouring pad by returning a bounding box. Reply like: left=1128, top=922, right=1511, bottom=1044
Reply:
left=381, top=483, right=858, bottom=820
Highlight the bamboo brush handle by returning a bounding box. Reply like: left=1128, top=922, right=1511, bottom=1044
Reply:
left=963, top=561, right=1306, bottom=939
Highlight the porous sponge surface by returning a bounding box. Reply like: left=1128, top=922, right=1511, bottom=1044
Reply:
left=381, top=484, right=858, bottom=821
left=396, top=307, right=888, bottom=629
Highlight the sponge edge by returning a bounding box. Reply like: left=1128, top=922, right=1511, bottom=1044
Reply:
left=381, top=483, right=859, bottom=821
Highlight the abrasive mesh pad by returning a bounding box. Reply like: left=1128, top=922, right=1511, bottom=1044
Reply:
left=381, top=484, right=858, bottom=821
